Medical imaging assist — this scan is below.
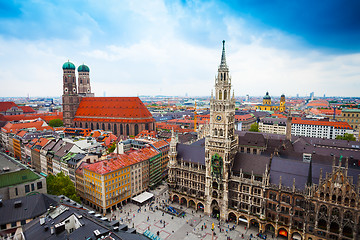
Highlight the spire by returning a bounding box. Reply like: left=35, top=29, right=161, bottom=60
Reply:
left=220, top=40, right=227, bottom=68
left=307, top=159, right=313, bottom=186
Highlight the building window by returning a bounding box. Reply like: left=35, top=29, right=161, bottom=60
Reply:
left=15, top=188, right=18, bottom=196
left=11, top=222, right=17, bottom=228
left=21, top=220, right=26, bottom=225
left=25, top=185, right=30, bottom=193
left=37, top=182, right=43, bottom=189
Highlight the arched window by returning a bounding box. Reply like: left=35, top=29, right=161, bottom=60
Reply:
left=145, top=123, right=149, bottom=130
left=96, top=123, right=99, bottom=129
left=91, top=123, right=93, bottom=130
left=114, top=125, right=117, bottom=135
left=126, top=124, right=129, bottom=135
left=221, top=73, right=223, bottom=80
left=85, top=122, right=88, bottom=128
left=214, top=129, right=218, bottom=136
left=135, top=124, right=139, bottom=136
left=108, top=123, right=111, bottom=131
left=224, top=90, right=227, bottom=100
left=79, top=122, right=82, bottom=128
left=219, top=91, right=222, bottom=100
left=120, top=124, right=123, bottom=135
left=102, top=123, right=105, bottom=130
left=219, top=129, right=223, bottom=136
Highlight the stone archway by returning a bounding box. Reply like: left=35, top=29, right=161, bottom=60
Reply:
left=291, top=232, right=302, bottom=240
left=228, top=212, right=237, bottom=224
left=249, top=219, right=259, bottom=230
left=188, top=199, right=196, bottom=209
left=343, top=224, right=353, bottom=238
left=265, top=223, right=275, bottom=234
left=278, top=228, right=288, bottom=239
left=211, top=200, right=220, bottom=219
left=197, top=202, right=204, bottom=212
left=180, top=197, right=187, bottom=206
left=172, top=194, right=179, bottom=203
left=238, top=215, right=248, bottom=226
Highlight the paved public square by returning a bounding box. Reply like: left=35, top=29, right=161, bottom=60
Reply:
left=103, top=184, right=278, bottom=240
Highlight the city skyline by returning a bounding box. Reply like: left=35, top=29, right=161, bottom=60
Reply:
left=0, top=0, right=359, bottom=97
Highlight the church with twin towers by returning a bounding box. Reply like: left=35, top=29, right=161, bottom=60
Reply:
left=61, top=61, right=156, bottom=136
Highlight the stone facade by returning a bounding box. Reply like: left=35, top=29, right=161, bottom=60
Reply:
left=167, top=41, right=360, bottom=240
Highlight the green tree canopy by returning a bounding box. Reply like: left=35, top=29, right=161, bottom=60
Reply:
left=46, top=172, right=80, bottom=203
left=48, top=118, right=64, bottom=127
left=335, top=133, right=356, bottom=141
left=107, top=141, right=117, bottom=154
left=249, top=123, right=259, bottom=132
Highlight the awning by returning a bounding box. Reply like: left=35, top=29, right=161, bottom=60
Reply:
left=131, top=192, right=154, bottom=204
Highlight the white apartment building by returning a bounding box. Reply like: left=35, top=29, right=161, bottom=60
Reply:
left=291, top=118, right=355, bottom=139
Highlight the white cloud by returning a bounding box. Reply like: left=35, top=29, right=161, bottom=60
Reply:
left=0, top=0, right=359, bottom=98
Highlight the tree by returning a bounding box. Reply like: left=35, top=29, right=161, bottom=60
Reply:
left=335, top=133, right=356, bottom=141
left=48, top=118, right=63, bottom=127
left=46, top=172, right=80, bottom=203
left=107, top=141, right=117, bottom=154
left=249, top=123, right=259, bottom=132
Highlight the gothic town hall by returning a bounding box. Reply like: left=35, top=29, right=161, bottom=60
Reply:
left=168, top=41, right=360, bottom=240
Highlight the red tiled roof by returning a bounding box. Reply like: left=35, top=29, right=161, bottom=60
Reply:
left=235, top=114, right=254, bottom=121
left=16, top=130, right=27, bottom=137
left=152, top=140, right=169, bottom=149
left=136, top=130, right=157, bottom=139
left=271, top=113, right=287, bottom=118
left=0, top=112, right=63, bottom=123
left=306, top=100, right=329, bottom=108
left=85, top=146, right=159, bottom=175
left=18, top=106, right=35, bottom=113
left=0, top=102, right=18, bottom=112
left=74, top=97, right=154, bottom=123
left=1, top=120, right=53, bottom=133
left=292, top=118, right=352, bottom=129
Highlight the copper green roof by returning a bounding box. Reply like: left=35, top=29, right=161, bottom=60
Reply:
left=62, top=61, right=75, bottom=70
left=263, top=92, right=271, bottom=99
left=78, top=64, right=90, bottom=72
left=0, top=169, right=41, bottom=188
left=342, top=108, right=360, bottom=113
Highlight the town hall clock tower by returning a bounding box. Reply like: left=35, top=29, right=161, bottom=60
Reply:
left=205, top=41, right=237, bottom=220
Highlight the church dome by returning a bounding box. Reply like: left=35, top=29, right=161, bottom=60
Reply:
left=78, top=64, right=90, bottom=72
left=281, top=94, right=285, bottom=98
left=62, top=61, right=75, bottom=70
left=263, top=92, right=271, bottom=100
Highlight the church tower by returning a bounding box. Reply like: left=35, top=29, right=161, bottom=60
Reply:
left=280, top=94, right=285, bottom=112
left=62, top=61, right=79, bottom=127
left=205, top=41, right=237, bottom=220
left=77, top=64, right=94, bottom=97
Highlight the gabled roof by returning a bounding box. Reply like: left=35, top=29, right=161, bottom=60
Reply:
left=1, top=120, right=52, bottom=133
left=0, top=102, right=18, bottom=112
left=0, top=194, right=58, bottom=226
left=18, top=106, right=35, bottom=113
left=74, top=97, right=154, bottom=123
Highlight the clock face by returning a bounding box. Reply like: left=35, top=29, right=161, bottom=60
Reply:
left=216, top=115, right=222, bottom=122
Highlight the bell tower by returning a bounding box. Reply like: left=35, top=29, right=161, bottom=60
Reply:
left=204, top=41, right=237, bottom=220
left=62, top=60, right=79, bottom=127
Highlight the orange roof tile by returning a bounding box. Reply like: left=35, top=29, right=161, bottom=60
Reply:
left=0, top=112, right=63, bottom=123
left=1, top=120, right=53, bottom=133
left=18, top=106, right=35, bottom=113
left=0, top=102, right=18, bottom=112
left=292, top=118, right=352, bottom=129
left=74, top=97, right=154, bottom=123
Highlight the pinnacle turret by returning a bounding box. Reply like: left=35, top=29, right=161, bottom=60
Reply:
left=219, top=40, right=227, bottom=69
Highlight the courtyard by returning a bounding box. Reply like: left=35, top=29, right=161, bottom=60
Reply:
left=103, top=184, right=277, bottom=240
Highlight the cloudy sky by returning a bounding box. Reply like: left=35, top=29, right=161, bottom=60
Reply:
left=0, top=0, right=359, bottom=98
